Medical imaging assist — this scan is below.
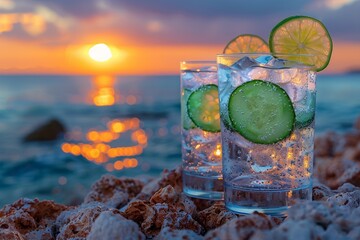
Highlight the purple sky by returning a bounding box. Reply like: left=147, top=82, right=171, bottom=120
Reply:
left=1, top=0, right=359, bottom=45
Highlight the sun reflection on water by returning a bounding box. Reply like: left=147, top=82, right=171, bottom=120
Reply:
left=92, top=75, right=116, bottom=106
left=61, top=75, right=147, bottom=172
left=61, top=118, right=147, bottom=171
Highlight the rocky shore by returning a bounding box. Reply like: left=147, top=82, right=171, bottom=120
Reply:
left=1, top=118, right=360, bottom=240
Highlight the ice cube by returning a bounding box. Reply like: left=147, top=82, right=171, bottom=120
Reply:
left=248, top=67, right=270, bottom=80
left=282, top=82, right=307, bottom=102
left=268, top=58, right=288, bottom=68
left=255, top=55, right=274, bottom=65
left=181, top=71, right=198, bottom=88
left=230, top=70, right=250, bottom=87
left=231, top=56, right=258, bottom=70
left=281, top=68, right=310, bottom=102
left=217, top=64, right=231, bottom=84
left=270, top=68, right=297, bottom=84
left=308, top=71, right=316, bottom=91
left=199, top=65, right=217, bottom=72
left=181, top=71, right=195, bottom=81
left=198, top=71, right=217, bottom=84
left=294, top=90, right=316, bottom=125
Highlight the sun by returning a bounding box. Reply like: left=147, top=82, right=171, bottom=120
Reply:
left=88, top=43, right=112, bottom=62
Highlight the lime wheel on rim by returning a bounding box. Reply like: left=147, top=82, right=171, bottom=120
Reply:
left=269, top=16, right=333, bottom=71
left=223, top=34, right=270, bottom=54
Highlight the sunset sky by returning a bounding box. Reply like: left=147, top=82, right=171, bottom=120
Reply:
left=0, top=0, right=359, bottom=75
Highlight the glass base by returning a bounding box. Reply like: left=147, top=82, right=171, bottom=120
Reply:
left=182, top=170, right=224, bottom=200
left=224, top=184, right=312, bottom=217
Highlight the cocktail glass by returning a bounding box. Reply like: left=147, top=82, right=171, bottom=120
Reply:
left=217, top=53, right=316, bottom=215
left=180, top=61, right=223, bottom=200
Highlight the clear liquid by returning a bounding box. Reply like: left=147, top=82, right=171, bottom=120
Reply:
left=225, top=184, right=311, bottom=216
left=182, top=128, right=223, bottom=200
left=183, top=170, right=223, bottom=200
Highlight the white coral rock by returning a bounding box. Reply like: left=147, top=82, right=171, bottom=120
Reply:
left=87, top=211, right=145, bottom=240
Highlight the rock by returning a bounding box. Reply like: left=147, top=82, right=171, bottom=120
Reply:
left=122, top=186, right=202, bottom=238
left=54, top=202, right=118, bottom=240
left=196, top=202, right=238, bottom=231
left=84, top=175, right=144, bottom=208
left=0, top=229, right=24, bottom=240
left=312, top=180, right=333, bottom=201
left=315, top=157, right=359, bottom=189
left=314, top=132, right=343, bottom=158
left=23, top=118, right=66, bottom=142
left=135, top=166, right=182, bottom=201
left=87, top=211, right=145, bottom=240
left=204, top=213, right=276, bottom=240
left=327, top=190, right=360, bottom=208
left=0, top=198, right=69, bottom=240
left=155, top=227, right=203, bottom=240
left=265, top=201, right=360, bottom=240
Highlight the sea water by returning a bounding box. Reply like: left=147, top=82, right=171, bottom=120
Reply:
left=0, top=74, right=359, bottom=207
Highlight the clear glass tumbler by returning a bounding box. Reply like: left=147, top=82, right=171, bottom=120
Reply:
left=217, top=53, right=316, bottom=215
left=180, top=61, right=223, bottom=200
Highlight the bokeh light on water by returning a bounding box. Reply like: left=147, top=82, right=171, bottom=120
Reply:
left=61, top=117, right=147, bottom=171
left=61, top=75, right=149, bottom=172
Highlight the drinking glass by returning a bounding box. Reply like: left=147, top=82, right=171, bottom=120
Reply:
left=217, top=53, right=316, bottom=215
left=180, top=61, right=223, bottom=200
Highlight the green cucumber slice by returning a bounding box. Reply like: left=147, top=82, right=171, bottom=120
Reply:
left=295, top=91, right=316, bottom=128
left=228, top=80, right=295, bottom=144
left=182, top=88, right=196, bottom=130
left=187, top=84, right=221, bottom=132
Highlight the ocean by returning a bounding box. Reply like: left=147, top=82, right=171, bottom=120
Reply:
left=0, top=74, right=359, bottom=207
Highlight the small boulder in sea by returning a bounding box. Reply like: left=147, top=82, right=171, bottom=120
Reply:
left=23, top=118, right=66, bottom=142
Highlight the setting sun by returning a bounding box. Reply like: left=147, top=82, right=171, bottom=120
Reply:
left=88, top=43, right=113, bottom=62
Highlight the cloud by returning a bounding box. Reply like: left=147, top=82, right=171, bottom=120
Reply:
left=0, top=0, right=359, bottom=45
left=107, top=0, right=313, bottom=18
left=31, top=0, right=103, bottom=18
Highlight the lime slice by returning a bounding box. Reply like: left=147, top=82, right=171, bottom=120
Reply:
left=187, top=84, right=221, bottom=132
left=228, top=80, right=295, bottom=144
left=181, top=88, right=196, bottom=130
left=269, top=16, right=333, bottom=72
left=223, top=34, right=270, bottom=54
left=222, top=34, right=270, bottom=66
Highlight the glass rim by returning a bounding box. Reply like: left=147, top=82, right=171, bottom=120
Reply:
left=216, top=52, right=315, bottom=58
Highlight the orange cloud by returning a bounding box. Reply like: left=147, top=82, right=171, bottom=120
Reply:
left=0, top=37, right=359, bottom=75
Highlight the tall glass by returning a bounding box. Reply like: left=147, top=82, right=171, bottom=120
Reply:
left=180, top=61, right=223, bottom=200
left=217, top=53, right=316, bottom=215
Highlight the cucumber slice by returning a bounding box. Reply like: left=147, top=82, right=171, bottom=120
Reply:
left=182, top=88, right=196, bottom=130
left=187, top=84, right=221, bottom=132
left=295, top=91, right=316, bottom=128
left=228, top=80, right=295, bottom=144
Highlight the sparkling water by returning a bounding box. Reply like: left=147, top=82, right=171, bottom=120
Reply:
left=181, top=62, right=223, bottom=200
left=217, top=54, right=316, bottom=215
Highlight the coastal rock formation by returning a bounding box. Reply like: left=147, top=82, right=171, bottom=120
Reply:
left=122, top=185, right=202, bottom=238
left=23, top=118, right=66, bottom=142
left=0, top=199, right=69, bottom=240
left=87, top=211, right=145, bottom=240
left=1, top=117, right=360, bottom=239
left=314, top=118, right=360, bottom=189
left=84, top=175, right=144, bottom=208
